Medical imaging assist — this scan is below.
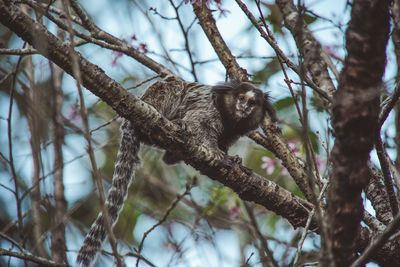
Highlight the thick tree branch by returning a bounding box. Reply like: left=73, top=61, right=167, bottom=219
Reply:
left=191, top=1, right=317, bottom=204
left=327, top=0, right=391, bottom=266
left=375, top=134, right=399, bottom=216
left=365, top=168, right=394, bottom=225
left=0, top=0, right=314, bottom=230
left=192, top=2, right=248, bottom=81
left=352, top=214, right=400, bottom=267
left=249, top=123, right=315, bottom=204
left=276, top=0, right=336, bottom=97
left=357, top=226, right=400, bottom=266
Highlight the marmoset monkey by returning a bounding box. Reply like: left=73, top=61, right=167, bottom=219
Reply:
left=77, top=78, right=276, bottom=266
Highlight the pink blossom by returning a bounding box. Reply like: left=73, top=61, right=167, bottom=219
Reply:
left=261, top=156, right=275, bottom=175
left=288, top=139, right=301, bottom=157
left=111, top=51, right=123, bottom=66
left=138, top=43, right=148, bottom=53
left=112, top=51, right=123, bottom=57
left=185, top=0, right=212, bottom=8
left=218, top=7, right=230, bottom=17
left=281, top=166, right=288, bottom=176
left=288, top=139, right=297, bottom=151
left=67, top=105, right=80, bottom=122
left=111, top=58, right=118, bottom=66
left=316, top=157, right=325, bottom=172
left=229, top=206, right=242, bottom=219
left=127, top=35, right=136, bottom=46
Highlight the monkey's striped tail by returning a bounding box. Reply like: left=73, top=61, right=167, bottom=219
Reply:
left=76, top=119, right=140, bottom=266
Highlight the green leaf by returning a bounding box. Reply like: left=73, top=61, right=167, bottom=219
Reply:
left=114, top=203, right=142, bottom=243
left=121, top=76, right=134, bottom=85
left=253, top=58, right=281, bottom=84
left=274, top=97, right=295, bottom=111
left=203, top=186, right=229, bottom=216
left=303, top=13, right=317, bottom=25
left=262, top=3, right=283, bottom=34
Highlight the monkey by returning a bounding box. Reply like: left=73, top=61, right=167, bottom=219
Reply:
left=76, top=78, right=276, bottom=266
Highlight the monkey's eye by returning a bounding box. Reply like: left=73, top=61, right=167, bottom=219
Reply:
left=248, top=99, right=255, bottom=106
left=238, top=95, right=246, bottom=101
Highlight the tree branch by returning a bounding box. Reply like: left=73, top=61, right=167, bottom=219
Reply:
left=276, top=0, right=336, bottom=97
left=327, top=0, right=391, bottom=265
left=351, top=214, right=400, bottom=267
left=191, top=1, right=318, bottom=204
left=49, top=2, right=68, bottom=262
left=365, top=167, right=394, bottom=225
left=235, top=0, right=332, bottom=102
left=0, top=248, right=66, bottom=267
left=0, top=0, right=314, bottom=231
left=21, top=0, right=173, bottom=78
left=192, top=2, right=248, bottom=81
left=375, top=134, right=399, bottom=216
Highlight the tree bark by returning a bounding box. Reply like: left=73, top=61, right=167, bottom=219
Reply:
left=327, top=0, right=391, bottom=266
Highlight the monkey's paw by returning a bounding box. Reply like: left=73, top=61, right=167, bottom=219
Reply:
left=172, top=119, right=189, bottom=132
left=217, top=155, right=242, bottom=169
left=231, top=155, right=242, bottom=164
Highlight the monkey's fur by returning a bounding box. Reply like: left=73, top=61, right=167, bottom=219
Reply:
left=76, top=78, right=276, bottom=266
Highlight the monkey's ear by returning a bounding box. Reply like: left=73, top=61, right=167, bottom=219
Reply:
left=263, top=92, right=278, bottom=122
left=211, top=84, right=233, bottom=94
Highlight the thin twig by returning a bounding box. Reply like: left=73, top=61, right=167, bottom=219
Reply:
left=1, top=210, right=30, bottom=234
left=0, top=47, right=37, bottom=55
left=0, top=232, right=24, bottom=251
left=245, top=252, right=255, bottom=265
left=7, top=45, right=25, bottom=239
left=168, top=0, right=198, bottom=81
left=244, top=202, right=279, bottom=267
left=24, top=0, right=174, bottom=77
left=379, top=81, right=400, bottom=127
left=0, top=248, right=66, bottom=267
left=61, top=1, right=123, bottom=265
left=19, top=143, right=108, bottom=202
left=90, top=116, right=118, bottom=134
left=234, top=0, right=332, bottom=102
left=37, top=191, right=94, bottom=245
left=125, top=75, right=160, bottom=91
left=375, top=134, right=399, bottom=216
left=136, top=180, right=195, bottom=267
left=121, top=251, right=156, bottom=267
left=292, top=182, right=328, bottom=267
left=17, top=0, right=83, bottom=25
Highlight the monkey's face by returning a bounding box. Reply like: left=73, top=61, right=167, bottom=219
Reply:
left=212, top=81, right=272, bottom=127
left=234, top=90, right=258, bottom=119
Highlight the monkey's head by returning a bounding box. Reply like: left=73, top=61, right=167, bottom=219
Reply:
left=212, top=81, right=277, bottom=130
